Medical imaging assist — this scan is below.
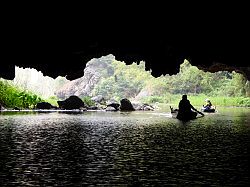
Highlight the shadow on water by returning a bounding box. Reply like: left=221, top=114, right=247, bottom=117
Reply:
left=0, top=108, right=249, bottom=186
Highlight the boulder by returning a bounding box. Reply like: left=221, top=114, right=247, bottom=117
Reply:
left=57, top=95, right=85, bottom=110
left=105, top=106, right=117, bottom=111
left=106, top=103, right=120, bottom=111
left=120, top=98, right=135, bottom=111
left=134, top=103, right=154, bottom=111
left=87, top=106, right=99, bottom=110
left=36, top=102, right=56, bottom=109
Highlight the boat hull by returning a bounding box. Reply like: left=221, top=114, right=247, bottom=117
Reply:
left=201, top=107, right=216, bottom=113
left=170, top=106, right=197, bottom=121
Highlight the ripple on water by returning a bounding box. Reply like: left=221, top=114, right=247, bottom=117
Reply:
left=0, top=109, right=249, bottom=186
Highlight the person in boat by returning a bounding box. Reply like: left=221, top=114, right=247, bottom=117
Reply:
left=177, top=94, right=202, bottom=120
left=203, top=98, right=212, bottom=109
left=202, top=98, right=216, bottom=112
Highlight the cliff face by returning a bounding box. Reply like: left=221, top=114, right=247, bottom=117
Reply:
left=14, top=66, right=69, bottom=98
left=13, top=54, right=249, bottom=100
left=13, top=55, right=116, bottom=99
left=55, top=54, right=115, bottom=99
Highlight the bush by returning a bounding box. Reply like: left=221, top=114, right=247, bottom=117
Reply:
left=81, top=96, right=95, bottom=107
left=0, top=79, right=43, bottom=109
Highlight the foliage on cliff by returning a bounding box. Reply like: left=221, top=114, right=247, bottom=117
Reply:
left=93, top=59, right=250, bottom=106
left=1, top=56, right=249, bottom=108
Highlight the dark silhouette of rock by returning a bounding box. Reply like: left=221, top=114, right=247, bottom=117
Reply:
left=106, top=103, right=120, bottom=111
left=120, top=98, right=135, bottom=111
left=134, top=103, right=154, bottom=111
left=87, top=106, right=99, bottom=110
left=105, top=106, right=117, bottom=111
left=57, top=95, right=85, bottom=110
left=36, top=102, right=56, bottom=109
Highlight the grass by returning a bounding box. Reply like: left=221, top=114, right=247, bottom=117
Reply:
left=140, top=94, right=250, bottom=107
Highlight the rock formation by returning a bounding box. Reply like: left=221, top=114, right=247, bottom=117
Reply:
left=120, top=98, right=135, bottom=111
left=57, top=95, right=85, bottom=110
left=55, top=55, right=115, bottom=99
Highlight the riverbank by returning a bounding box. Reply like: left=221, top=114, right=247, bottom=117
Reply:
left=141, top=95, right=250, bottom=107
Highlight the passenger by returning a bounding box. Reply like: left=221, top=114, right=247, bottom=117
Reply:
left=177, top=95, right=203, bottom=120
left=203, top=98, right=212, bottom=109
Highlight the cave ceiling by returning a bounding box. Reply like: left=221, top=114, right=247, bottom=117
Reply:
left=1, top=3, right=249, bottom=80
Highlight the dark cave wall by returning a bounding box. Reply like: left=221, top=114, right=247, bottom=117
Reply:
left=1, top=42, right=249, bottom=81
left=1, top=2, right=249, bottom=80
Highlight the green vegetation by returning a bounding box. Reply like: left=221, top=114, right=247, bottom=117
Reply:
left=1, top=59, right=249, bottom=109
left=143, top=94, right=250, bottom=108
left=81, top=96, right=96, bottom=107
left=93, top=60, right=152, bottom=100
left=0, top=78, right=43, bottom=109
left=93, top=59, right=250, bottom=107
left=45, top=96, right=59, bottom=107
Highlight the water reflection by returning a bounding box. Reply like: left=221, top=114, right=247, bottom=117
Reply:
left=0, top=108, right=249, bottom=186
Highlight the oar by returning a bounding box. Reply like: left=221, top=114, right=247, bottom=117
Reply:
left=196, top=109, right=204, bottom=116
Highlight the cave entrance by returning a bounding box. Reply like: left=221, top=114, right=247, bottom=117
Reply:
left=0, top=55, right=249, bottom=110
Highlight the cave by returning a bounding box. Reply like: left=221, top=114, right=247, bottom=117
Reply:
left=1, top=4, right=250, bottom=186
left=1, top=3, right=249, bottom=81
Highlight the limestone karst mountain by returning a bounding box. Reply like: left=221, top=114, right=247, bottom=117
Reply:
left=13, top=55, right=116, bottom=99
left=14, top=66, right=69, bottom=98
left=55, top=54, right=116, bottom=99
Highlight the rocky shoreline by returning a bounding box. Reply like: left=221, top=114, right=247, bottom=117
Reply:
left=1, top=95, right=155, bottom=113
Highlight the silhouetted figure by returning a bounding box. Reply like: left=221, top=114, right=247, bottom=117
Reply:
left=177, top=95, right=201, bottom=121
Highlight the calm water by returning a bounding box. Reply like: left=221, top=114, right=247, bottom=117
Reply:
left=0, top=108, right=249, bottom=186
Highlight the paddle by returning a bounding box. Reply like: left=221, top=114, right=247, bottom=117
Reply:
left=195, top=109, right=204, bottom=116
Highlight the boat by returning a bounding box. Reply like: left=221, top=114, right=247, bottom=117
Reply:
left=170, top=106, right=178, bottom=118
left=201, top=106, right=216, bottom=113
left=170, top=106, right=204, bottom=121
left=170, top=106, right=197, bottom=120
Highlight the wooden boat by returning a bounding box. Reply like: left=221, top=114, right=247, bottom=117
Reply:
left=170, top=106, right=204, bottom=121
left=201, top=106, right=216, bottom=113
left=170, top=106, right=178, bottom=118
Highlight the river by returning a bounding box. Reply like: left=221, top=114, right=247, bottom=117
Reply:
left=0, top=107, right=249, bottom=186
